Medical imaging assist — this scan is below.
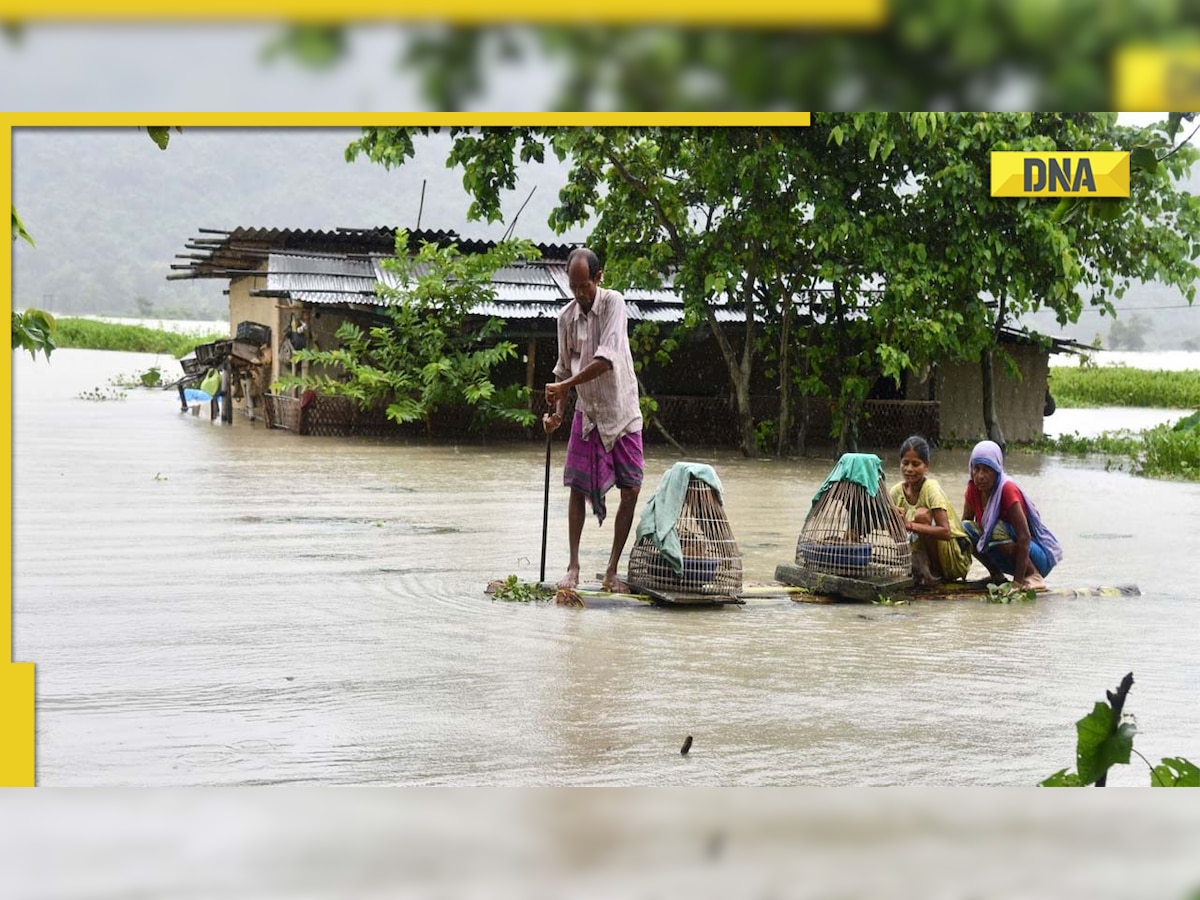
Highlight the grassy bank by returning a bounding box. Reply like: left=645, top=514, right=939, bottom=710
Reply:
left=53, top=318, right=228, bottom=359
left=1049, top=365, right=1200, bottom=408
left=1038, top=412, right=1200, bottom=481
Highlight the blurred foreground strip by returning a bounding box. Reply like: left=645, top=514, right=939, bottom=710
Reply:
left=1, top=789, right=1199, bottom=898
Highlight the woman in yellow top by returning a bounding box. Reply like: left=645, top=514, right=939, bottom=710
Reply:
left=889, top=435, right=973, bottom=587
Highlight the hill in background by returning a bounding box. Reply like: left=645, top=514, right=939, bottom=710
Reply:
left=12, top=127, right=585, bottom=321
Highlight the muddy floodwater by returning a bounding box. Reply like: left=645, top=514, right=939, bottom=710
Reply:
left=12, top=350, right=1200, bottom=786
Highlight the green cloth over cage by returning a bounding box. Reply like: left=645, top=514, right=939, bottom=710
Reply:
left=634, top=462, right=725, bottom=577
left=810, top=453, right=885, bottom=509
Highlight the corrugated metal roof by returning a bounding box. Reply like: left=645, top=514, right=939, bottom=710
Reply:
left=471, top=302, right=562, bottom=319
left=282, top=290, right=391, bottom=307
left=489, top=265, right=564, bottom=288
left=256, top=251, right=743, bottom=322
left=269, top=253, right=375, bottom=277
left=171, top=225, right=581, bottom=282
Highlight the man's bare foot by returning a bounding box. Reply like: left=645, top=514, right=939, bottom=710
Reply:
left=601, top=572, right=631, bottom=593
left=557, top=567, right=580, bottom=590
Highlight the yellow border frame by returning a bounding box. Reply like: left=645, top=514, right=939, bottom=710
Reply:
left=2, top=111, right=810, bottom=786
left=3, top=118, right=36, bottom=788
left=0, top=2, right=887, bottom=26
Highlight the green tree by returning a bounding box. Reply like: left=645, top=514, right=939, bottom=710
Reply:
left=349, top=123, right=945, bottom=456
left=346, top=118, right=1200, bottom=455
left=896, top=113, right=1200, bottom=445
left=280, top=230, right=540, bottom=438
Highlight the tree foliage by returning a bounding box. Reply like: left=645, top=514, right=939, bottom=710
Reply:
left=141, top=126, right=183, bottom=151
left=280, top=230, right=540, bottom=437
left=11, top=205, right=56, bottom=361
left=346, top=118, right=1200, bottom=455
left=11, top=308, right=56, bottom=361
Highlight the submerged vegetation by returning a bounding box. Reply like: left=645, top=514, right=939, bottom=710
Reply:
left=1039, top=367, right=1200, bottom=480
left=1049, top=365, right=1200, bottom=408
left=984, top=582, right=1038, bottom=603
left=487, top=575, right=553, bottom=602
left=77, top=365, right=169, bottom=402
left=1040, top=412, right=1200, bottom=481
left=53, top=318, right=227, bottom=358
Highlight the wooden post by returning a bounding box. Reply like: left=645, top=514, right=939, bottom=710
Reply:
left=526, top=337, right=537, bottom=409
left=221, top=360, right=233, bottom=424
left=981, top=346, right=1005, bottom=451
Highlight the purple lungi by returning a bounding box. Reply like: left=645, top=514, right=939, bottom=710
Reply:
left=563, top=410, right=644, bottom=525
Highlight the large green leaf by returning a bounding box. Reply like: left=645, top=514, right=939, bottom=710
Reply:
left=1075, top=701, right=1136, bottom=785
left=11, top=205, right=34, bottom=246
left=1130, top=146, right=1159, bottom=174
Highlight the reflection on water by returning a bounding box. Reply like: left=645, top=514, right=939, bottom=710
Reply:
left=12, top=351, right=1200, bottom=786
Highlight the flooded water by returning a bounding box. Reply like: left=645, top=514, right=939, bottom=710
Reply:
left=12, top=350, right=1200, bottom=786
left=1043, top=406, right=1192, bottom=439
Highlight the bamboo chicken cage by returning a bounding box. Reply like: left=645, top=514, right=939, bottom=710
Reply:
left=627, top=470, right=743, bottom=598
left=796, top=455, right=912, bottom=579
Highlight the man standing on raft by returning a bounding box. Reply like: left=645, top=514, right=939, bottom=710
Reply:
left=543, top=247, right=644, bottom=592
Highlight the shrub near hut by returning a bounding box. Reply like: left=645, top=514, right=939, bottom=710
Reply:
left=279, top=232, right=540, bottom=438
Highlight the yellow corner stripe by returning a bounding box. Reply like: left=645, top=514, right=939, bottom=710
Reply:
left=990, top=151, right=1130, bottom=198
left=1, top=119, right=33, bottom=787
left=1, top=1, right=887, bottom=26
left=4, top=113, right=812, bottom=127
left=1113, top=44, right=1200, bottom=111
left=0, top=664, right=35, bottom=787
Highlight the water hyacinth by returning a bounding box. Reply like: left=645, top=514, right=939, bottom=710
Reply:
left=1041, top=419, right=1200, bottom=481
left=52, top=318, right=227, bottom=359
left=1049, top=366, right=1200, bottom=409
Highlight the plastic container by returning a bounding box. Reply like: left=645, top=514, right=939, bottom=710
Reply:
left=681, top=557, right=720, bottom=584
left=799, top=539, right=871, bottom=574
left=236, top=321, right=272, bottom=345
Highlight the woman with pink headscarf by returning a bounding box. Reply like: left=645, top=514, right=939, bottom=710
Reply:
left=961, top=440, right=1063, bottom=591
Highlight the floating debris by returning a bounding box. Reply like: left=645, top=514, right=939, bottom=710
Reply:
left=555, top=588, right=584, bottom=607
